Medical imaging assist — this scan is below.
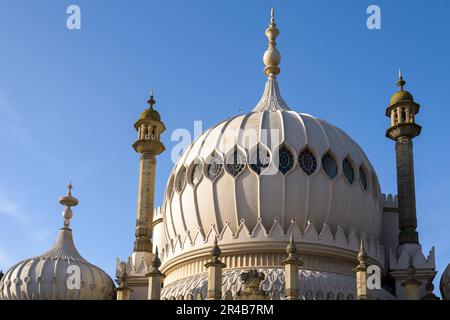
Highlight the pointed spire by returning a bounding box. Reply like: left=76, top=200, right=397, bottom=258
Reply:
left=210, top=236, right=221, bottom=259
left=252, top=9, right=290, bottom=112
left=397, top=69, right=406, bottom=91
left=263, top=8, right=281, bottom=77
left=58, top=182, right=79, bottom=228
left=286, top=233, right=297, bottom=255
left=357, top=239, right=367, bottom=266
left=151, top=246, right=162, bottom=271
left=281, top=233, right=302, bottom=265
left=147, top=90, right=156, bottom=110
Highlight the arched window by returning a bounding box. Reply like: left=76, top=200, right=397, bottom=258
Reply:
left=249, top=145, right=270, bottom=175
left=321, top=153, right=337, bottom=179
left=226, top=147, right=246, bottom=177
left=207, top=153, right=223, bottom=180
left=359, top=165, right=368, bottom=190
left=299, top=149, right=317, bottom=176
left=190, top=163, right=202, bottom=185
left=167, top=175, right=174, bottom=198
left=343, top=158, right=355, bottom=184
left=278, top=146, right=294, bottom=174
left=176, top=168, right=187, bottom=192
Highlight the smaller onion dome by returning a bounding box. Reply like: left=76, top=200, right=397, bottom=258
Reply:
left=139, top=92, right=161, bottom=121
left=0, top=183, right=115, bottom=300
left=390, top=69, right=414, bottom=105
left=440, top=263, right=450, bottom=300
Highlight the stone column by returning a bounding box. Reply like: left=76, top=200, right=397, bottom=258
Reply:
left=396, top=137, right=419, bottom=244
left=281, top=234, right=302, bottom=300
left=401, top=263, right=422, bottom=300
left=204, top=237, right=226, bottom=300
left=352, top=241, right=368, bottom=300
left=147, top=247, right=165, bottom=300
left=115, top=266, right=133, bottom=300
left=134, top=153, right=157, bottom=253
left=132, top=93, right=166, bottom=263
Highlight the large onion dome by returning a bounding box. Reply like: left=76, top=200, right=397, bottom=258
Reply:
left=0, top=184, right=115, bottom=300
left=156, top=10, right=384, bottom=279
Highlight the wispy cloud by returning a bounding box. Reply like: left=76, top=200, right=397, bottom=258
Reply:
left=0, top=192, right=27, bottom=224
left=0, top=94, right=19, bottom=121
left=0, top=93, right=32, bottom=144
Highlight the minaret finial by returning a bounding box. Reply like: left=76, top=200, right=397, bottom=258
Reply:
left=59, top=181, right=79, bottom=228
left=286, top=233, right=297, bottom=255
left=67, top=181, right=73, bottom=196
left=397, top=69, right=406, bottom=91
left=263, top=8, right=281, bottom=77
left=358, top=239, right=367, bottom=264
left=147, top=90, right=156, bottom=110
left=211, top=235, right=221, bottom=259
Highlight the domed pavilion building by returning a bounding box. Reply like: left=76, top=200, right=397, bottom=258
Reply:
left=0, top=9, right=447, bottom=301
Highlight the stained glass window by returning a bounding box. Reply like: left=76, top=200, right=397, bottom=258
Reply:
left=343, top=158, right=354, bottom=184
left=207, top=154, right=223, bottom=180
left=322, top=153, right=337, bottom=179
left=191, top=163, right=202, bottom=185
left=278, top=147, right=294, bottom=174
left=167, top=176, right=174, bottom=198
left=226, top=147, right=246, bottom=177
left=176, top=168, right=187, bottom=192
left=299, top=149, right=317, bottom=176
left=249, top=145, right=270, bottom=175
left=359, top=165, right=368, bottom=190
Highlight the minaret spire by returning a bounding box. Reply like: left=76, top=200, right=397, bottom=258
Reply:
left=397, top=69, right=406, bottom=91
left=132, top=91, right=166, bottom=262
left=386, top=71, right=421, bottom=244
left=253, top=8, right=290, bottom=112
left=58, top=181, right=79, bottom=228
left=263, top=7, right=281, bottom=77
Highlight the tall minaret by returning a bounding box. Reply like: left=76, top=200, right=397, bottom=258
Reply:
left=386, top=71, right=421, bottom=245
left=386, top=71, right=437, bottom=300
left=132, top=92, right=166, bottom=263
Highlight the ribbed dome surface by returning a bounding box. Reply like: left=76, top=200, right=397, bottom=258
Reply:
left=0, top=227, right=115, bottom=300
left=0, top=185, right=115, bottom=300
left=163, top=109, right=383, bottom=248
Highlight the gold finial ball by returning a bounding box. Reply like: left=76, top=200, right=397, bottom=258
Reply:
left=62, top=206, right=73, bottom=222
left=263, top=48, right=281, bottom=69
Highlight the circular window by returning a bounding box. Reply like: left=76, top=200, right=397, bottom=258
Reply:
left=207, top=154, right=223, bottom=180
left=359, top=165, right=368, bottom=190
left=191, top=163, right=202, bottom=185
left=278, top=146, right=294, bottom=174
left=226, top=147, right=246, bottom=177
left=299, top=149, right=317, bottom=176
left=322, top=153, right=337, bottom=179
left=343, top=158, right=354, bottom=184
left=176, top=168, right=187, bottom=192
left=249, top=145, right=270, bottom=175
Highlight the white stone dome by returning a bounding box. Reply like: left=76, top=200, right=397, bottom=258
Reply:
left=158, top=76, right=384, bottom=273
left=0, top=185, right=115, bottom=300
left=156, top=14, right=385, bottom=281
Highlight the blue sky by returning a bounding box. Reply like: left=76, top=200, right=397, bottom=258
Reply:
left=0, top=0, right=449, bottom=291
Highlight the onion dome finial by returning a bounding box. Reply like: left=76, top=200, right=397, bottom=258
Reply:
left=263, top=8, right=281, bottom=77
left=58, top=181, right=79, bottom=228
